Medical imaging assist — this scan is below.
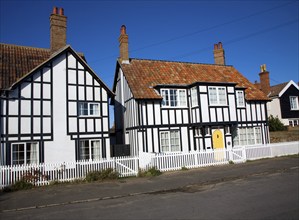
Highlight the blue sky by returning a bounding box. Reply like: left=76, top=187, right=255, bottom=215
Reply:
left=1, top=0, right=298, bottom=87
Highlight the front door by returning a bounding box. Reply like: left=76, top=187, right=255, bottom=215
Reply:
left=212, top=129, right=225, bottom=160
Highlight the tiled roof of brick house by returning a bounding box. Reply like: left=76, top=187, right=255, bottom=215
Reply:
left=118, top=58, right=270, bottom=101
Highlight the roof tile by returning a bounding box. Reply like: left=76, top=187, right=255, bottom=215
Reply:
left=0, top=43, right=51, bottom=90
left=120, top=58, right=269, bottom=101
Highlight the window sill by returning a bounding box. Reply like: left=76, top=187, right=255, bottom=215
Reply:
left=78, top=115, right=101, bottom=118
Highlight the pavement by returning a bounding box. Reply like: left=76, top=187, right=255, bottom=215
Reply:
left=0, top=156, right=298, bottom=213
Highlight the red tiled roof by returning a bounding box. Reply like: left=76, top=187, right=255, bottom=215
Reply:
left=119, top=58, right=269, bottom=101
left=0, top=43, right=87, bottom=91
left=0, top=43, right=52, bottom=90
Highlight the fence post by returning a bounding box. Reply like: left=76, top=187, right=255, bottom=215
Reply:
left=135, top=157, right=139, bottom=176
left=242, top=146, right=247, bottom=162
left=229, top=149, right=233, bottom=162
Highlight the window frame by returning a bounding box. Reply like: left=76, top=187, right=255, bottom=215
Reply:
left=208, top=86, right=227, bottom=106
left=289, top=96, right=299, bottom=110
left=78, top=102, right=100, bottom=116
left=79, top=140, right=101, bottom=161
left=191, top=86, right=198, bottom=107
left=161, top=89, right=187, bottom=108
left=159, top=130, right=181, bottom=153
left=233, top=127, right=262, bottom=146
left=236, top=90, right=245, bottom=107
left=11, top=142, right=39, bottom=165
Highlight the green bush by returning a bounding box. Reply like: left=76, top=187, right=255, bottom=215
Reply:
left=268, top=115, right=286, bottom=131
left=181, top=166, right=189, bottom=171
left=3, top=180, right=34, bottom=192
left=85, top=168, right=119, bottom=182
left=138, top=167, right=162, bottom=177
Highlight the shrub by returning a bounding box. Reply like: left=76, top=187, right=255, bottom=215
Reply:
left=3, top=180, right=34, bottom=192
left=85, top=168, right=119, bottom=182
left=86, top=171, right=101, bottom=182
left=138, top=167, right=162, bottom=177
left=268, top=115, right=286, bottom=131
left=181, top=166, right=189, bottom=171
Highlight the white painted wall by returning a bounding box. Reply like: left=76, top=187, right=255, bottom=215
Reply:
left=44, top=54, right=75, bottom=164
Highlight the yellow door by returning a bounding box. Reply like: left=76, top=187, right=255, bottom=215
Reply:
left=212, top=129, right=225, bottom=160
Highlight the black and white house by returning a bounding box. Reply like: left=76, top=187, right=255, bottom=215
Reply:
left=0, top=8, right=113, bottom=165
left=112, top=25, right=270, bottom=157
left=255, top=65, right=299, bottom=127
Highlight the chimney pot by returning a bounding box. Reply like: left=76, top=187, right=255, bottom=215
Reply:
left=218, top=42, right=222, bottom=49
left=120, top=25, right=126, bottom=35
left=59, top=8, right=64, bottom=15
left=52, top=6, right=58, bottom=14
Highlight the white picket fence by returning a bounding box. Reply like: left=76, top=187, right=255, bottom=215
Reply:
left=0, top=156, right=139, bottom=189
left=151, top=141, right=298, bottom=172
left=0, top=141, right=298, bottom=189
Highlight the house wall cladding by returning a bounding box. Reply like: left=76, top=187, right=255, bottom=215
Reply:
left=114, top=68, right=269, bottom=156
left=280, top=84, right=299, bottom=119
left=0, top=51, right=111, bottom=165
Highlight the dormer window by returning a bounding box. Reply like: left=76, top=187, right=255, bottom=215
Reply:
left=290, top=96, right=299, bottom=110
left=208, top=86, right=227, bottom=105
left=161, top=89, right=187, bottom=107
left=236, top=90, right=245, bottom=107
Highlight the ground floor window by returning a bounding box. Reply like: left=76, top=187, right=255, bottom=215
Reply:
left=160, top=131, right=180, bottom=152
left=79, top=140, right=101, bottom=160
left=12, top=142, right=38, bottom=165
left=233, top=127, right=262, bottom=146
left=289, top=119, right=298, bottom=127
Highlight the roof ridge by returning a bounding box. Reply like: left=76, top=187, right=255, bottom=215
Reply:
left=0, top=43, right=50, bottom=51
left=129, top=57, right=233, bottom=67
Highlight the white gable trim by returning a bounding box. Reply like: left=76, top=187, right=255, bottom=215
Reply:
left=278, top=80, right=299, bottom=97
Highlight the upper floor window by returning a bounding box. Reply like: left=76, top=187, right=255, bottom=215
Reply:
left=161, top=89, right=187, bottom=107
left=191, top=86, right=198, bottom=107
left=79, top=102, right=100, bottom=116
left=290, top=96, right=299, bottom=110
left=236, top=90, right=245, bottom=107
left=208, top=86, right=227, bottom=105
left=12, top=143, right=38, bottom=165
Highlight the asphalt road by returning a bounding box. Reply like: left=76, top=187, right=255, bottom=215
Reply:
left=1, top=158, right=298, bottom=220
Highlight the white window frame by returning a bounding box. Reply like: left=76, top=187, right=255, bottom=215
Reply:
left=79, top=102, right=100, bottom=116
left=233, top=127, right=262, bottom=146
left=11, top=142, right=39, bottom=165
left=79, top=140, right=101, bottom=161
left=159, top=131, right=181, bottom=152
left=161, top=89, right=187, bottom=107
left=191, top=86, right=198, bottom=107
left=236, top=90, right=245, bottom=107
left=290, top=96, right=299, bottom=110
left=208, top=86, right=227, bottom=106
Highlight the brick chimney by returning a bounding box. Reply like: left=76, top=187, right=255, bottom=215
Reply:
left=50, top=7, right=67, bottom=52
left=213, top=42, right=225, bottom=65
left=119, top=25, right=129, bottom=64
left=259, top=64, right=270, bottom=96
